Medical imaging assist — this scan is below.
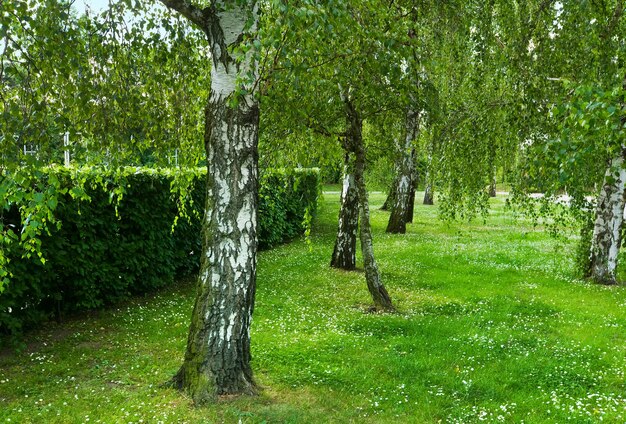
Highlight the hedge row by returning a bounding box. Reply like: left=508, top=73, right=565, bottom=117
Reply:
left=0, top=167, right=320, bottom=340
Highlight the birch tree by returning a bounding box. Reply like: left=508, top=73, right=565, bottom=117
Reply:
left=148, top=0, right=261, bottom=401
left=261, top=0, right=399, bottom=310
left=509, top=0, right=626, bottom=283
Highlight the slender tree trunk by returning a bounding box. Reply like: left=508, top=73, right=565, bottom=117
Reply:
left=406, top=150, right=417, bottom=223
left=387, top=109, right=418, bottom=234
left=344, top=99, right=393, bottom=311
left=489, top=174, right=497, bottom=197
left=330, top=154, right=359, bottom=270
left=587, top=152, right=626, bottom=285
left=160, top=1, right=259, bottom=404
left=423, top=177, right=434, bottom=205
left=380, top=178, right=396, bottom=211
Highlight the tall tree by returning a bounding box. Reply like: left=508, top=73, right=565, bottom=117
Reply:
left=330, top=154, right=359, bottom=270
left=156, top=0, right=261, bottom=402
left=509, top=0, right=626, bottom=283
left=262, top=0, right=399, bottom=310
left=386, top=107, right=419, bottom=233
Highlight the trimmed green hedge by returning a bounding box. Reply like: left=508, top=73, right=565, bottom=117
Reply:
left=0, top=167, right=319, bottom=340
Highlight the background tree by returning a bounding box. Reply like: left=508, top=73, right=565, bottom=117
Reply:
left=261, top=0, right=402, bottom=310
left=508, top=0, right=626, bottom=283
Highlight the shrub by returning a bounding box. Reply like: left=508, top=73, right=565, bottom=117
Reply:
left=0, top=167, right=319, bottom=341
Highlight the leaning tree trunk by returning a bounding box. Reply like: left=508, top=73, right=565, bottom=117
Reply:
left=344, top=99, right=393, bottom=311
left=160, top=0, right=259, bottom=404
left=387, top=109, right=419, bottom=234
left=330, top=154, right=359, bottom=270
left=587, top=151, right=626, bottom=285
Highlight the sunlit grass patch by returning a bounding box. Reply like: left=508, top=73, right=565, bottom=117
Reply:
left=2, top=192, right=626, bottom=422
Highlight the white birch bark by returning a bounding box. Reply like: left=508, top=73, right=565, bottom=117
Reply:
left=588, top=152, right=626, bottom=284
left=387, top=108, right=419, bottom=234
left=159, top=0, right=260, bottom=403
left=330, top=156, right=359, bottom=270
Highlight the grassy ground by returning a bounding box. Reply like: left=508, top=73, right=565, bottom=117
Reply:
left=2, top=191, right=626, bottom=423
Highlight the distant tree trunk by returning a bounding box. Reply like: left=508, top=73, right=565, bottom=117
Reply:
left=387, top=108, right=419, bottom=234
left=587, top=151, right=626, bottom=285
left=406, top=151, right=417, bottom=223
left=160, top=0, right=259, bottom=404
left=489, top=178, right=497, bottom=197
left=380, top=179, right=396, bottom=211
left=344, top=98, right=394, bottom=311
left=423, top=177, right=434, bottom=205
left=330, top=154, right=359, bottom=270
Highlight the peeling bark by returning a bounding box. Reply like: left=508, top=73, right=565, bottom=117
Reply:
left=330, top=154, right=359, bottom=270
left=344, top=98, right=394, bottom=311
left=587, top=152, right=626, bottom=285
left=387, top=108, right=419, bottom=234
left=160, top=0, right=259, bottom=404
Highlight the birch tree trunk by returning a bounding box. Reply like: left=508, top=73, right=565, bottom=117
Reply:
left=406, top=152, right=417, bottom=223
left=423, top=149, right=434, bottom=205
left=330, top=154, right=359, bottom=270
left=344, top=99, right=394, bottom=311
left=587, top=75, right=626, bottom=285
left=380, top=178, right=396, bottom=211
left=159, top=0, right=259, bottom=403
left=489, top=173, right=497, bottom=197
left=587, top=152, right=626, bottom=285
left=387, top=108, right=418, bottom=234
left=423, top=178, right=434, bottom=205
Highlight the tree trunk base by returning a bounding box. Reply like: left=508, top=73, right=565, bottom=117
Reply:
left=166, top=362, right=257, bottom=406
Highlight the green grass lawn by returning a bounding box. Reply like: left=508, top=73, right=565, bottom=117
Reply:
left=2, top=192, right=626, bottom=423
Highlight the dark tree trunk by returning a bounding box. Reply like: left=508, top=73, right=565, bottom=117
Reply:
left=387, top=109, right=419, bottom=234
left=344, top=98, right=394, bottom=311
left=330, top=154, right=359, bottom=270
left=380, top=179, right=396, bottom=211
left=489, top=166, right=497, bottom=197
left=171, top=90, right=259, bottom=404
left=423, top=179, right=434, bottom=205
left=489, top=179, right=497, bottom=197
left=159, top=0, right=259, bottom=404
left=406, top=152, right=417, bottom=223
